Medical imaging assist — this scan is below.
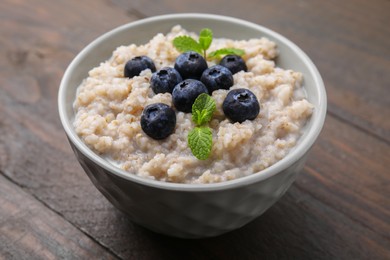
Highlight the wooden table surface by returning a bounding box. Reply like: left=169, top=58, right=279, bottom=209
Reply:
left=1, top=0, right=389, bottom=259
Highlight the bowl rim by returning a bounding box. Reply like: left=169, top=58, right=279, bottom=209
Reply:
left=58, top=13, right=327, bottom=192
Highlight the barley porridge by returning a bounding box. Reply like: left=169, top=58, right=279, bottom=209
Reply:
left=73, top=25, right=314, bottom=184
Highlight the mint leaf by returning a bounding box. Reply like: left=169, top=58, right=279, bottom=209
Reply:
left=199, top=28, right=213, bottom=51
left=192, top=93, right=216, bottom=125
left=173, top=36, right=202, bottom=54
left=208, top=48, right=245, bottom=59
left=188, top=127, right=213, bottom=160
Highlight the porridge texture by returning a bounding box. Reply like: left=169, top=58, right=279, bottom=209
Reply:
left=73, top=25, right=314, bottom=184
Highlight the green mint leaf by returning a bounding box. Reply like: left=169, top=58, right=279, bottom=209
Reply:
left=199, top=28, right=213, bottom=51
left=192, top=93, right=216, bottom=126
left=208, top=48, right=245, bottom=59
left=188, top=126, right=213, bottom=160
left=173, top=35, right=202, bottom=54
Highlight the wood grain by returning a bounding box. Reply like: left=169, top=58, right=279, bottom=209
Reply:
left=0, top=175, right=117, bottom=259
left=0, top=0, right=389, bottom=259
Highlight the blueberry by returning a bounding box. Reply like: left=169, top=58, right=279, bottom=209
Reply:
left=150, top=67, right=182, bottom=94
left=219, top=55, right=247, bottom=74
left=172, top=79, right=208, bottom=113
left=124, top=56, right=156, bottom=78
left=223, top=88, right=260, bottom=123
left=174, top=51, right=208, bottom=80
left=141, top=103, right=176, bottom=140
left=200, top=65, right=234, bottom=93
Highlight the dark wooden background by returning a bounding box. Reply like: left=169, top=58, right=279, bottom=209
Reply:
left=1, top=0, right=389, bottom=259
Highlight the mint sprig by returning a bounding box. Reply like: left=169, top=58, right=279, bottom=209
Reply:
left=188, top=93, right=216, bottom=160
left=173, top=28, right=245, bottom=60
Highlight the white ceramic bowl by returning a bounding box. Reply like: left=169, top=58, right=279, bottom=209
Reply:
left=58, top=13, right=326, bottom=238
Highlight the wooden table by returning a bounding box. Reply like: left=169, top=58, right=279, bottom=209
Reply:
left=1, top=0, right=389, bottom=259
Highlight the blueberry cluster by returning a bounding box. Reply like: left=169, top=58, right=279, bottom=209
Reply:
left=124, top=52, right=259, bottom=140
